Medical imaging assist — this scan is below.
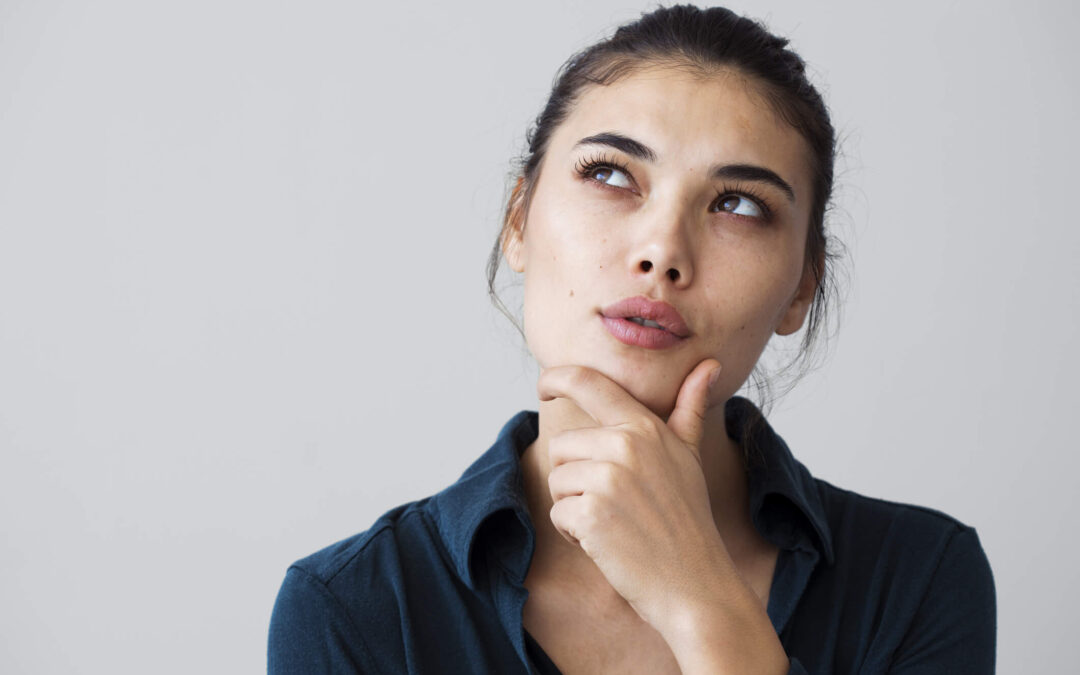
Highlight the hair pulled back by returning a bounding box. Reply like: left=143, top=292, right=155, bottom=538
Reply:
left=487, top=5, right=843, bottom=460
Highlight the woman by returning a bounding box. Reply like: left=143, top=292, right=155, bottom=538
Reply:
left=269, top=5, right=996, bottom=673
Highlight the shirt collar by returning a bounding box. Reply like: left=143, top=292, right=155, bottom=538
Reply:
left=727, top=397, right=835, bottom=566
left=428, top=410, right=538, bottom=591
left=428, top=398, right=834, bottom=592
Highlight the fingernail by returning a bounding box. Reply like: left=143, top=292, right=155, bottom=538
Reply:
left=708, top=366, right=722, bottom=390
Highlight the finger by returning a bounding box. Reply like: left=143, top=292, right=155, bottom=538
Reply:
left=548, top=459, right=622, bottom=501
left=549, top=493, right=598, bottom=548
left=537, top=365, right=650, bottom=428
left=548, top=426, right=635, bottom=468
left=666, top=359, right=722, bottom=449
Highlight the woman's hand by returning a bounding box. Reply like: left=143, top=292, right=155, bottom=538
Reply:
left=537, top=359, right=789, bottom=674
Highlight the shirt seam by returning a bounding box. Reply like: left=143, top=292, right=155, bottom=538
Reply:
left=884, top=522, right=967, bottom=671
left=814, top=477, right=973, bottom=528
left=321, top=506, right=428, bottom=586
left=417, top=509, right=456, bottom=573
left=287, top=564, right=382, bottom=674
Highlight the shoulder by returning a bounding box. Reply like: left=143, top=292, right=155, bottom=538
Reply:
left=813, top=476, right=975, bottom=547
left=269, top=498, right=451, bottom=671
left=805, top=478, right=996, bottom=667
left=289, top=498, right=442, bottom=586
left=280, top=497, right=457, bottom=625
left=812, top=476, right=992, bottom=584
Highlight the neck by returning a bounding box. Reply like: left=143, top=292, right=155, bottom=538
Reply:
left=519, top=395, right=755, bottom=591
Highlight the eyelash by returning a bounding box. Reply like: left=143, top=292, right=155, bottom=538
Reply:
left=713, top=182, right=774, bottom=221
left=574, top=154, right=774, bottom=222
left=574, top=153, right=634, bottom=191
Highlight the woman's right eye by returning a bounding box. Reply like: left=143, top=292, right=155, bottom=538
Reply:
left=585, top=165, right=633, bottom=189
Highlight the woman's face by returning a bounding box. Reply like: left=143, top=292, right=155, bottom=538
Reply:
left=505, top=66, right=817, bottom=417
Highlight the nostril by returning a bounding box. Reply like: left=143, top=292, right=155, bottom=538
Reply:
left=668, top=268, right=680, bottom=282
left=640, top=260, right=653, bottom=272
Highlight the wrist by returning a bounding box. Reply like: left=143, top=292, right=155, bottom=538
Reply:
left=659, top=571, right=787, bottom=675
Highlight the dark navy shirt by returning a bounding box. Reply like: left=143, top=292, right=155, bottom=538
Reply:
left=268, top=399, right=996, bottom=673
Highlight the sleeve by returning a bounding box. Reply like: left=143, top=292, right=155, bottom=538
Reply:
left=787, top=656, right=810, bottom=674
left=268, top=566, right=378, bottom=674
left=888, top=526, right=997, bottom=674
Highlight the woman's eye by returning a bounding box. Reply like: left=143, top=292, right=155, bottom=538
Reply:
left=714, top=194, right=763, bottom=218
left=587, top=165, right=633, bottom=189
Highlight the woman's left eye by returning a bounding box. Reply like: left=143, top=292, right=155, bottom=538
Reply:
left=713, top=194, right=763, bottom=218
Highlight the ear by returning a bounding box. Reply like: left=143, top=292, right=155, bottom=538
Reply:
left=775, top=253, right=821, bottom=336
left=501, top=175, right=528, bottom=273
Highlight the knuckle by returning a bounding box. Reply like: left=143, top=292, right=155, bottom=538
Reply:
left=639, top=416, right=663, bottom=436
left=635, top=412, right=660, bottom=434
left=566, top=365, right=593, bottom=388
left=548, top=435, right=567, bottom=464
left=598, top=461, right=621, bottom=490
left=579, top=493, right=603, bottom=526
left=613, top=429, right=635, bottom=451
left=547, top=464, right=562, bottom=489
left=611, top=430, right=638, bottom=466
left=549, top=498, right=568, bottom=525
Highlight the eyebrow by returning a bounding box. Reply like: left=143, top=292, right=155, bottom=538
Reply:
left=573, top=131, right=796, bottom=203
left=711, top=164, right=796, bottom=203
left=575, top=132, right=657, bottom=162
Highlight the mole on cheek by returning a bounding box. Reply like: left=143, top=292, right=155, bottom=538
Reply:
left=569, top=289, right=574, bottom=297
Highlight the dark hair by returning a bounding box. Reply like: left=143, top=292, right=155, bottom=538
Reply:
left=486, top=5, right=843, bottom=465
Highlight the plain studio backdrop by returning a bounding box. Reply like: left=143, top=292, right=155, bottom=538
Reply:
left=1, top=0, right=1076, bottom=672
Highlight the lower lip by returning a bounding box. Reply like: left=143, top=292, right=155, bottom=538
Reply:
left=601, top=316, right=686, bottom=349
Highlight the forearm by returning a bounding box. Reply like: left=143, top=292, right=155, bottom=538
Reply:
left=658, top=556, right=789, bottom=675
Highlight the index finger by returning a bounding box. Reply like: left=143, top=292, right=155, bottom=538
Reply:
left=536, top=365, right=651, bottom=428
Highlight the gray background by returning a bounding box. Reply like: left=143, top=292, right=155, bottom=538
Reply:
left=1, top=0, right=1076, bottom=672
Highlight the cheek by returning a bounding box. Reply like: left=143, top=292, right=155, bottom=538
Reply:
left=699, top=242, right=805, bottom=383
left=521, top=262, right=572, bottom=357
left=519, top=209, right=608, bottom=366
left=524, top=185, right=621, bottom=282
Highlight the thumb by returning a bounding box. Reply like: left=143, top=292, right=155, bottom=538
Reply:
left=666, top=359, right=722, bottom=451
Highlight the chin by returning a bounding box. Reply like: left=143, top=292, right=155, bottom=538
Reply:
left=529, top=327, right=689, bottom=418
left=577, top=348, right=686, bottom=419
left=623, top=378, right=681, bottom=420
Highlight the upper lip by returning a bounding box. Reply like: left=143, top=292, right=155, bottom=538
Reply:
left=601, top=296, right=691, bottom=338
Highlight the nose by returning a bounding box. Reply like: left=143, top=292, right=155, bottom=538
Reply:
left=629, top=214, right=694, bottom=289
left=637, top=258, right=684, bottom=283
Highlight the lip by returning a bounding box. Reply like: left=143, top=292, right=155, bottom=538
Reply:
left=599, top=296, right=690, bottom=349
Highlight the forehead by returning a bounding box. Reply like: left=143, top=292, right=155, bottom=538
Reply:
left=553, top=66, right=813, bottom=200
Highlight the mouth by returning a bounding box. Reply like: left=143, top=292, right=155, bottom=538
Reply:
left=600, top=296, right=690, bottom=337
left=625, top=316, right=665, bottom=329
left=599, top=296, right=690, bottom=350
